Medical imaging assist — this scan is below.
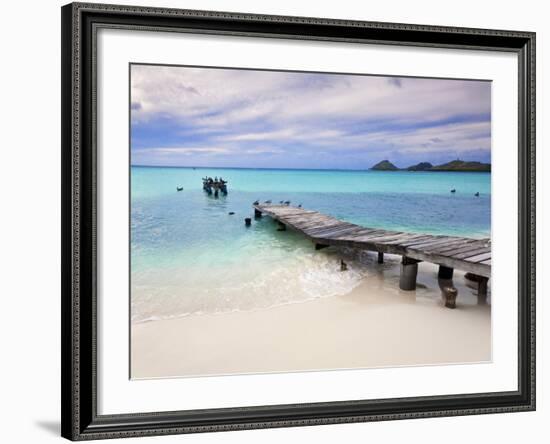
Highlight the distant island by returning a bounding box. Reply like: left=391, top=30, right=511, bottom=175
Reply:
left=370, top=160, right=399, bottom=171
left=371, top=159, right=491, bottom=172
left=406, top=162, right=433, bottom=171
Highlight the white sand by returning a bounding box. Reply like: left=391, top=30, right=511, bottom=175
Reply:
left=131, top=259, right=491, bottom=379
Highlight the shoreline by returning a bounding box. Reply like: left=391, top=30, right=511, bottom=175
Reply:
left=131, top=262, right=491, bottom=379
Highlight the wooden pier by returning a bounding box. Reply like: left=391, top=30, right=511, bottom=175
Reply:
left=253, top=204, right=490, bottom=305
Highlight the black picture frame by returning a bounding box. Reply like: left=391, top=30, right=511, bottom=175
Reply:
left=61, top=2, right=536, bottom=440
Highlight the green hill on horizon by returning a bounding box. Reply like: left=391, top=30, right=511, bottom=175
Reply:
left=429, top=160, right=491, bottom=172
left=370, top=159, right=491, bottom=172
left=406, top=162, right=433, bottom=171
left=370, top=160, right=399, bottom=171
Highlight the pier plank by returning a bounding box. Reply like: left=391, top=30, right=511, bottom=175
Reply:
left=442, top=243, right=490, bottom=257
left=407, top=237, right=458, bottom=250
left=303, top=222, right=347, bottom=234
left=430, top=239, right=481, bottom=254
left=333, top=228, right=382, bottom=240
left=314, top=225, right=363, bottom=239
left=384, top=234, right=433, bottom=245
left=397, top=236, right=438, bottom=247
left=452, top=247, right=492, bottom=260
left=465, top=252, right=493, bottom=263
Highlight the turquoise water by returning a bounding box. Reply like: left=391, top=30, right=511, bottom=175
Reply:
left=131, top=166, right=491, bottom=322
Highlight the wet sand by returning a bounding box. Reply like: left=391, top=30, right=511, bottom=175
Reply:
left=131, top=259, right=491, bottom=379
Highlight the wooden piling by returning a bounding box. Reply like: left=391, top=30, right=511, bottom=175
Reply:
left=254, top=208, right=262, bottom=219
left=443, top=286, right=458, bottom=309
left=277, top=221, right=286, bottom=231
left=438, top=265, right=454, bottom=280
left=244, top=217, right=251, bottom=227
left=340, top=260, right=348, bottom=271
left=378, top=252, right=384, bottom=264
left=315, top=243, right=329, bottom=250
left=478, top=276, right=489, bottom=303
left=399, top=257, right=419, bottom=291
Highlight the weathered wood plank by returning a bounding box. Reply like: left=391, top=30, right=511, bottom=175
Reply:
left=397, top=235, right=437, bottom=247
left=303, top=222, right=348, bottom=234
left=363, top=234, right=411, bottom=244
left=333, top=228, right=382, bottom=240
left=313, top=225, right=363, bottom=239
left=411, top=238, right=474, bottom=252
left=406, top=237, right=457, bottom=250
left=307, top=221, right=354, bottom=232
left=291, top=217, right=338, bottom=229
left=465, top=252, right=492, bottom=263
left=452, top=247, right=492, bottom=260
left=384, top=234, right=433, bottom=245
left=366, top=233, right=419, bottom=244
left=443, top=243, right=490, bottom=257
left=348, top=231, right=394, bottom=242
left=430, top=239, right=480, bottom=254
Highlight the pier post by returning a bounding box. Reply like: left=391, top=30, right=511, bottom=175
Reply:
left=277, top=221, right=286, bottom=231
left=315, top=243, right=329, bottom=250
left=399, top=257, right=419, bottom=291
left=377, top=252, right=384, bottom=264
left=438, top=265, right=454, bottom=280
left=340, top=260, right=348, bottom=271
left=244, top=217, right=251, bottom=227
left=443, top=286, right=458, bottom=309
left=478, top=277, right=489, bottom=303
left=254, top=209, right=262, bottom=219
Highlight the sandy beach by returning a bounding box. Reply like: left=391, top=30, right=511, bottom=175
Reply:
left=131, top=257, right=491, bottom=379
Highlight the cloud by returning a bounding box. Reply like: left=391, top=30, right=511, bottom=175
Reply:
left=144, top=147, right=230, bottom=155
left=220, top=128, right=297, bottom=142
left=130, top=65, right=491, bottom=168
left=387, top=77, right=402, bottom=88
left=245, top=148, right=284, bottom=155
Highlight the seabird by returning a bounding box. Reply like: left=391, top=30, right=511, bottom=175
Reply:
left=284, top=200, right=291, bottom=205
left=475, top=192, right=480, bottom=197
left=264, top=200, right=272, bottom=204
left=253, top=200, right=259, bottom=205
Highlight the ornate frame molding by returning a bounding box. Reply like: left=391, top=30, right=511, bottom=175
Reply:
left=61, top=2, right=535, bottom=440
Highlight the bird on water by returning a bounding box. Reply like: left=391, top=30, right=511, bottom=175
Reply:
left=475, top=192, right=480, bottom=197
left=450, top=189, right=456, bottom=193
left=253, top=199, right=259, bottom=205
left=264, top=200, right=272, bottom=204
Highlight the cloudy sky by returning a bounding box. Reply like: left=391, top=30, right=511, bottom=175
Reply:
left=130, top=64, right=491, bottom=169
